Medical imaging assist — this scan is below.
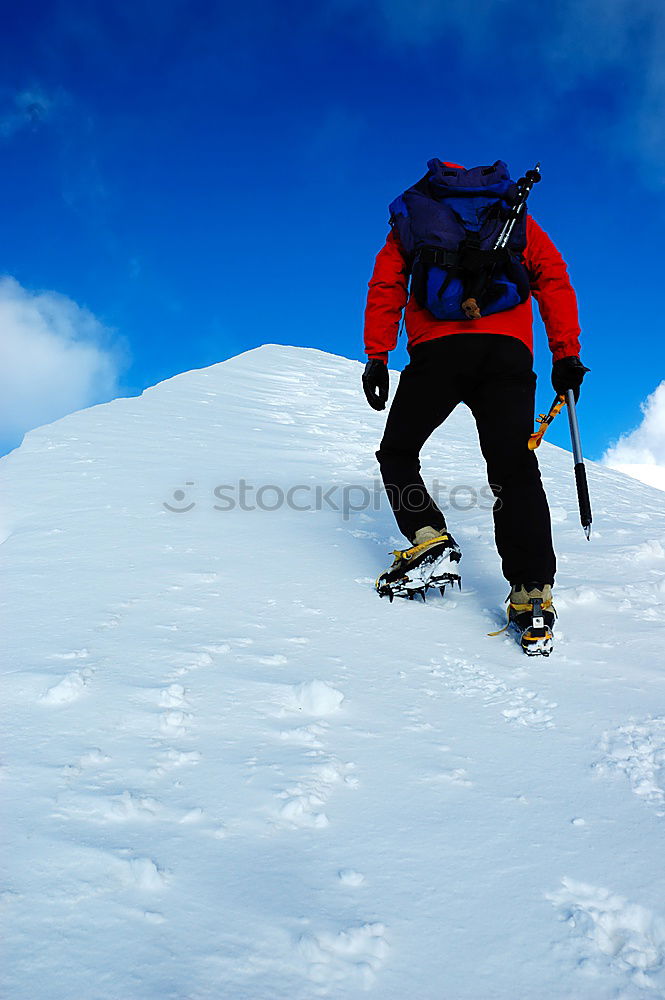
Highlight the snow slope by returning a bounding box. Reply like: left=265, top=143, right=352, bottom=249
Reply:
left=2, top=344, right=665, bottom=1000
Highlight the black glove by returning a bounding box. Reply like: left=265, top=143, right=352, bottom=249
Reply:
left=362, top=359, right=389, bottom=411
left=551, top=356, right=590, bottom=403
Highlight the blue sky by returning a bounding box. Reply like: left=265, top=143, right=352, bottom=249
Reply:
left=1, top=0, right=665, bottom=463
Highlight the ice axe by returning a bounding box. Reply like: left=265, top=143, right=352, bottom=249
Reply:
left=529, top=391, right=592, bottom=539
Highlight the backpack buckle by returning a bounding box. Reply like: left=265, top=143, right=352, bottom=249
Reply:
left=418, top=247, right=459, bottom=268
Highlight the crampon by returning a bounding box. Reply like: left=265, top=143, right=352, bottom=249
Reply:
left=492, top=596, right=556, bottom=656
left=375, top=533, right=461, bottom=602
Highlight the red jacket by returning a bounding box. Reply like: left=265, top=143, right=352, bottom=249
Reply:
left=364, top=215, right=581, bottom=363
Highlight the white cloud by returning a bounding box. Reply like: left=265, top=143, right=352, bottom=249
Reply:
left=602, top=382, right=665, bottom=492
left=0, top=276, right=124, bottom=448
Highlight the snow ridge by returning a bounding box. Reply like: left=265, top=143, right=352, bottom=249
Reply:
left=2, top=345, right=665, bottom=1000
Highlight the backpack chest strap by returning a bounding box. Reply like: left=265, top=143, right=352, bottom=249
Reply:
left=417, top=247, right=460, bottom=267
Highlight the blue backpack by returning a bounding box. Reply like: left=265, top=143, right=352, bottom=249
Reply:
left=389, top=160, right=531, bottom=321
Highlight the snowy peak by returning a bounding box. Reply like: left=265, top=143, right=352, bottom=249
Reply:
left=3, top=345, right=665, bottom=999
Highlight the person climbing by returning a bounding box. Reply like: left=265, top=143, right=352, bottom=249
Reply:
left=361, top=159, right=589, bottom=655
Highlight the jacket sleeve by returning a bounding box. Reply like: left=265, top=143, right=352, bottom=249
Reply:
left=363, top=230, right=410, bottom=363
left=525, top=215, right=582, bottom=362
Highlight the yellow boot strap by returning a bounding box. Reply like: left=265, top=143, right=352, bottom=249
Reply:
left=488, top=598, right=553, bottom=637
left=392, top=534, right=449, bottom=562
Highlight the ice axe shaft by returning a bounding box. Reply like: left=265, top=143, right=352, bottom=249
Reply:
left=565, top=389, right=592, bottom=539
left=528, top=390, right=592, bottom=539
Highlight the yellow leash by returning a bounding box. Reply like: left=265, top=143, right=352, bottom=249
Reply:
left=488, top=599, right=554, bottom=636
left=528, top=394, right=566, bottom=450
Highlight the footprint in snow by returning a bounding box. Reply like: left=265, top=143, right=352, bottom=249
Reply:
left=157, top=684, right=188, bottom=708
left=420, top=767, right=473, bottom=788
left=78, top=748, right=111, bottom=767
left=40, top=668, right=93, bottom=705
left=429, top=657, right=556, bottom=730
left=273, top=759, right=357, bottom=830
left=49, top=649, right=89, bottom=660
left=628, top=539, right=665, bottom=565
left=52, top=789, right=163, bottom=824
left=179, top=807, right=204, bottom=824
left=151, top=748, right=202, bottom=776
left=166, top=650, right=214, bottom=678
left=293, top=600, right=323, bottom=616
left=595, top=717, right=665, bottom=815
left=96, top=614, right=121, bottom=631
left=299, top=922, right=389, bottom=991
left=159, top=710, right=193, bottom=738
left=279, top=725, right=326, bottom=748
left=338, top=870, right=365, bottom=887
left=62, top=747, right=112, bottom=777
left=547, top=877, right=665, bottom=992
left=118, top=856, right=169, bottom=891
left=55, top=789, right=203, bottom=826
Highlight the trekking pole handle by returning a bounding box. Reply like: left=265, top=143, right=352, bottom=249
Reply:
left=495, top=162, right=541, bottom=250
left=523, top=162, right=542, bottom=189
left=565, top=389, right=592, bottom=539
left=515, top=162, right=541, bottom=203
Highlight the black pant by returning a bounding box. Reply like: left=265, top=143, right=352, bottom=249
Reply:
left=376, top=334, right=556, bottom=586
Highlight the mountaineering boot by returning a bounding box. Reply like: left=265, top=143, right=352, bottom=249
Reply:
left=508, top=582, right=556, bottom=656
left=376, top=525, right=462, bottom=601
